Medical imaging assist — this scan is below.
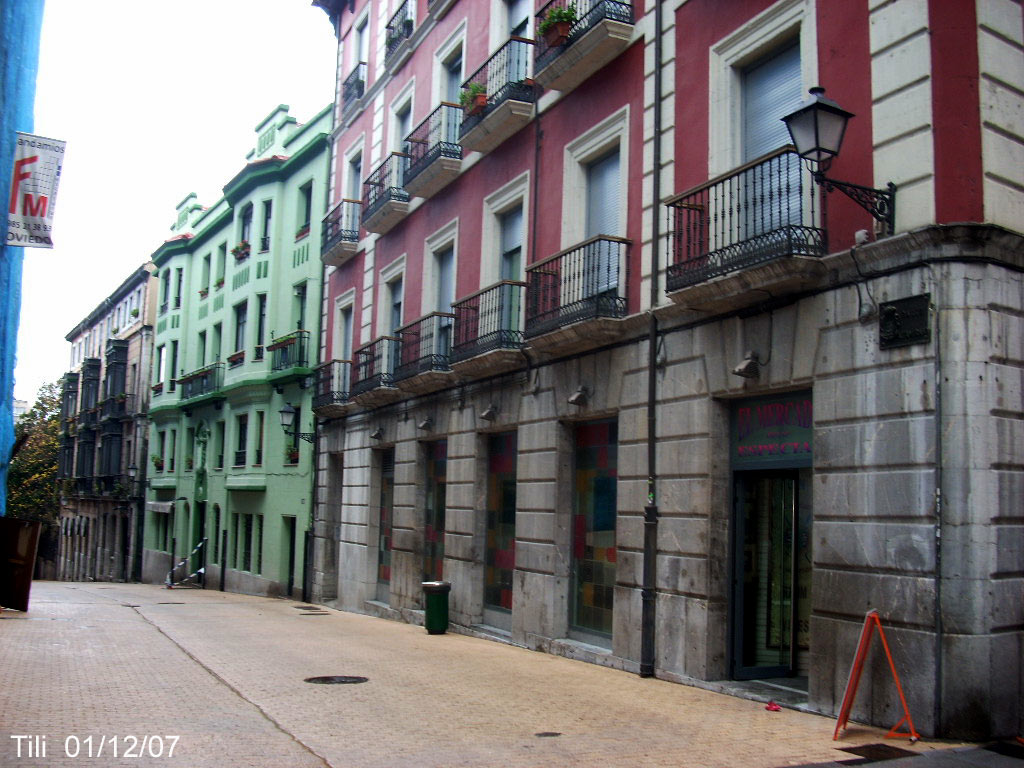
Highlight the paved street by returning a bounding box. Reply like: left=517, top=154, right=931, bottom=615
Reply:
left=0, top=582, right=1010, bottom=767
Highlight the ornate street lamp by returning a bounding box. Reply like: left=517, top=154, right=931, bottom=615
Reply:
left=278, top=403, right=315, bottom=443
left=782, top=87, right=896, bottom=235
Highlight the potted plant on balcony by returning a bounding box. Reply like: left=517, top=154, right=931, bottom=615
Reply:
left=131, top=308, right=140, bottom=318
left=285, top=447, right=300, bottom=464
left=215, top=277, right=225, bottom=290
left=231, top=240, right=251, bottom=260
left=539, top=3, right=577, bottom=47
left=199, top=287, right=209, bottom=299
left=151, top=454, right=164, bottom=472
left=460, top=82, right=488, bottom=116
left=295, top=223, right=310, bottom=240
left=185, top=456, right=194, bottom=470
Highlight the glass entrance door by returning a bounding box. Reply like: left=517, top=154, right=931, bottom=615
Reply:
left=376, top=449, right=395, bottom=604
left=731, top=470, right=812, bottom=680
left=484, top=431, right=517, bottom=629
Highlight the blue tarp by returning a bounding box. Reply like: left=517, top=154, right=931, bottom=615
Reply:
left=0, top=1, right=45, bottom=516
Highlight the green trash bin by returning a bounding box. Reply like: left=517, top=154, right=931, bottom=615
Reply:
left=422, top=580, right=451, bottom=634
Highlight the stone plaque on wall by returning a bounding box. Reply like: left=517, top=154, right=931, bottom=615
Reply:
left=879, top=294, right=931, bottom=349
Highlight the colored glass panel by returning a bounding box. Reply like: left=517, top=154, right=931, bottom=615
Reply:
left=484, top=431, right=517, bottom=611
left=571, top=419, right=617, bottom=636
left=377, top=449, right=395, bottom=586
left=423, top=440, right=447, bottom=581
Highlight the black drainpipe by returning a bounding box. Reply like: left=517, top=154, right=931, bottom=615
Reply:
left=639, top=0, right=664, bottom=679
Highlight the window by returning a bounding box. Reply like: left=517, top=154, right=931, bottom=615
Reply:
left=347, top=152, right=363, bottom=200
left=586, top=149, right=621, bottom=239
left=197, top=331, right=207, bottom=368
left=216, top=243, right=227, bottom=282
left=355, top=15, right=369, bottom=69
left=434, top=246, right=455, bottom=353
left=294, top=284, right=307, bottom=330
left=215, top=421, right=225, bottom=469
left=481, top=171, right=530, bottom=288
left=254, top=515, right=263, bottom=574
left=507, top=0, right=529, bottom=36
left=169, top=340, right=179, bottom=391
left=444, top=47, right=463, bottom=104
left=169, top=429, right=177, bottom=472
left=256, top=294, right=267, bottom=357
left=394, top=101, right=412, bottom=154
left=240, top=203, right=253, bottom=243
left=388, top=277, right=404, bottom=335
left=234, top=414, right=248, bottom=466
left=260, top=201, right=272, bottom=251
left=156, top=345, right=166, bottom=385
left=202, top=253, right=211, bottom=290
left=297, top=182, right=312, bottom=237
left=499, top=205, right=523, bottom=280
left=234, top=301, right=248, bottom=352
left=337, top=303, right=355, bottom=360
left=174, top=268, right=183, bottom=308
left=212, top=323, right=222, bottom=362
left=742, top=43, right=801, bottom=162
left=255, top=410, right=264, bottom=465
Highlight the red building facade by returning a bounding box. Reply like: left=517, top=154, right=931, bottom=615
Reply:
left=311, top=0, right=1024, bottom=739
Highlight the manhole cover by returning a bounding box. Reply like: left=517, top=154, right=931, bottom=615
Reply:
left=304, top=676, right=368, bottom=685
left=534, top=732, right=562, bottom=738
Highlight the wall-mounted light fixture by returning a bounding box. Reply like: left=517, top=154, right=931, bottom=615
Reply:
left=278, top=403, right=315, bottom=443
left=417, top=416, right=434, bottom=431
left=731, top=351, right=761, bottom=379
left=369, top=427, right=384, bottom=440
left=479, top=404, right=498, bottom=422
left=567, top=385, right=590, bottom=406
left=782, top=87, right=896, bottom=236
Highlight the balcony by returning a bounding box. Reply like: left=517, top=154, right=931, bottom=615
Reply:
left=525, top=235, right=630, bottom=354
left=341, top=62, right=367, bottom=119
left=393, top=313, right=456, bottom=394
left=79, top=408, right=99, bottom=427
left=459, top=38, right=537, bottom=155
left=321, top=200, right=361, bottom=267
left=351, top=337, right=403, bottom=407
left=99, top=393, right=137, bottom=421
left=385, top=0, right=415, bottom=71
left=268, top=330, right=313, bottom=389
left=534, top=0, right=634, bottom=95
left=404, top=104, right=463, bottom=200
left=451, top=281, right=526, bottom=378
left=362, top=153, right=410, bottom=235
left=428, top=0, right=456, bottom=21
left=178, top=362, right=225, bottom=409
left=312, top=360, right=354, bottom=418
left=665, top=147, right=826, bottom=312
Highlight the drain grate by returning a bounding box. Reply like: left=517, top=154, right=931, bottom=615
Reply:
left=293, top=605, right=319, bottom=610
left=299, top=612, right=329, bottom=616
left=304, top=676, right=368, bottom=685
left=838, top=743, right=919, bottom=762
left=157, top=602, right=185, bottom=605
left=534, top=732, right=562, bottom=738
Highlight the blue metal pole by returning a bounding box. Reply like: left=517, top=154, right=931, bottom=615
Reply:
left=0, top=1, right=46, bottom=517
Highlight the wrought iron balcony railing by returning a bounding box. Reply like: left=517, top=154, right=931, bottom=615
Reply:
left=385, top=0, right=414, bottom=64
left=321, top=199, right=361, bottom=254
left=534, top=0, right=634, bottom=69
left=405, top=103, right=463, bottom=187
left=665, top=147, right=824, bottom=292
left=393, top=313, right=455, bottom=382
left=268, top=329, right=310, bottom=371
left=100, top=394, right=137, bottom=421
left=451, top=281, right=526, bottom=363
left=459, top=37, right=536, bottom=137
left=313, top=360, right=352, bottom=410
left=525, top=235, right=630, bottom=338
left=178, top=362, right=224, bottom=402
left=342, top=62, right=367, bottom=116
left=351, top=337, right=399, bottom=396
left=362, top=152, right=410, bottom=223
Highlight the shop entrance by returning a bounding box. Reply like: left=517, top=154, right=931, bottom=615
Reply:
left=729, top=393, right=813, bottom=681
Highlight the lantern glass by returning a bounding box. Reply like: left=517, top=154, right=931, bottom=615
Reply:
left=278, top=403, right=296, bottom=431
left=782, top=87, right=854, bottom=163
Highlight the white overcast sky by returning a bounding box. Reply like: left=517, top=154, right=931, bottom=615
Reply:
left=13, top=0, right=339, bottom=403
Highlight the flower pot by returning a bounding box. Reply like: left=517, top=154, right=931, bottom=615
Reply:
left=543, top=21, right=571, bottom=48
left=466, top=92, right=488, bottom=116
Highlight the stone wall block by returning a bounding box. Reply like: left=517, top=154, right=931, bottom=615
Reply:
left=444, top=507, right=476, bottom=536
left=656, top=516, right=709, bottom=556
left=516, top=509, right=556, bottom=542
left=815, top=364, right=934, bottom=424
left=658, top=477, right=712, bottom=517
left=516, top=481, right=557, bottom=513
left=655, top=397, right=710, bottom=440
left=812, top=569, right=936, bottom=628
left=816, top=521, right=934, bottom=574
left=814, top=470, right=935, bottom=521
left=515, top=540, right=557, bottom=574
left=815, top=417, right=936, bottom=471
left=613, top=584, right=641, bottom=661
left=655, top=553, right=708, bottom=596
left=443, top=530, right=475, bottom=561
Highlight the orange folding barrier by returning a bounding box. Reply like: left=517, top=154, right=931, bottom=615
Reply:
left=833, top=609, right=920, bottom=742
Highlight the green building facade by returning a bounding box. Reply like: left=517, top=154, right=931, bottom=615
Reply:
left=143, top=105, right=331, bottom=597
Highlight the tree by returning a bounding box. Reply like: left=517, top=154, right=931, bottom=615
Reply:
left=7, top=381, right=62, bottom=562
